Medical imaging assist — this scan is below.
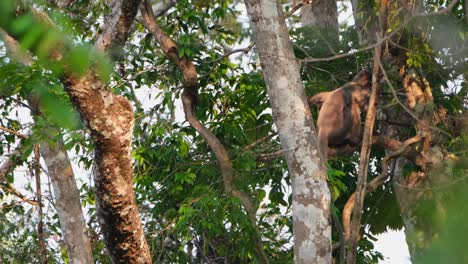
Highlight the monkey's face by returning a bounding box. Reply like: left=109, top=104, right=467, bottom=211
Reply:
left=353, top=85, right=371, bottom=110
left=353, top=70, right=372, bottom=89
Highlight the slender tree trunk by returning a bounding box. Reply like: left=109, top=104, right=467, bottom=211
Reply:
left=39, top=137, right=94, bottom=263
left=244, top=1, right=331, bottom=263
left=1, top=30, right=95, bottom=264
left=33, top=145, right=48, bottom=264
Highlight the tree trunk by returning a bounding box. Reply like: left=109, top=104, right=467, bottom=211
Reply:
left=0, top=1, right=152, bottom=262
left=301, top=0, right=338, bottom=29
left=244, top=1, right=331, bottom=263
left=1, top=30, right=95, bottom=264
left=40, top=137, right=94, bottom=264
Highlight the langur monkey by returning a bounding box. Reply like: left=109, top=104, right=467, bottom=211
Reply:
left=309, top=71, right=372, bottom=160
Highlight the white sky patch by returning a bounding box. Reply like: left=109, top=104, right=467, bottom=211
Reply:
left=375, top=230, right=412, bottom=263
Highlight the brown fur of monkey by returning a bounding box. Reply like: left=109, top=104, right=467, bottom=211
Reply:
left=309, top=71, right=372, bottom=160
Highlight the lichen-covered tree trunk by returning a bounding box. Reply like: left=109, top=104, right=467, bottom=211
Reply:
left=244, top=1, right=331, bottom=263
left=65, top=1, right=151, bottom=262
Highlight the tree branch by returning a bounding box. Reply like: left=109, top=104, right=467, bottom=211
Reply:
left=0, top=125, right=29, bottom=139
left=342, top=134, right=422, bottom=241
left=140, top=1, right=269, bottom=262
left=346, top=30, right=384, bottom=263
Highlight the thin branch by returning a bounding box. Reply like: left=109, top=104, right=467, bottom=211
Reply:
left=0, top=142, right=38, bottom=206
left=342, top=134, right=422, bottom=241
left=32, top=144, right=47, bottom=263
left=347, top=29, right=384, bottom=263
left=256, top=149, right=287, bottom=162
left=0, top=125, right=29, bottom=139
left=299, top=0, right=458, bottom=64
left=285, top=2, right=305, bottom=18
left=242, top=133, right=277, bottom=152
left=207, top=42, right=255, bottom=64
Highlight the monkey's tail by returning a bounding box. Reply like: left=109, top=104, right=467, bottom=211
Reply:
left=317, top=129, right=329, bottom=161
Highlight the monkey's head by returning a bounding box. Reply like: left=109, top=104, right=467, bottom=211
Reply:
left=350, top=70, right=372, bottom=110
left=353, top=70, right=372, bottom=89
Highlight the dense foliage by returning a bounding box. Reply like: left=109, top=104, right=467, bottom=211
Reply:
left=0, top=0, right=466, bottom=263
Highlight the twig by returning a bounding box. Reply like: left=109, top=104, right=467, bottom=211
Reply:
left=285, top=2, right=305, bottom=18
left=256, top=149, right=287, bottom=162
left=207, top=42, right=255, bottom=64
left=0, top=125, right=29, bottom=139
left=0, top=144, right=38, bottom=206
left=242, top=133, right=277, bottom=152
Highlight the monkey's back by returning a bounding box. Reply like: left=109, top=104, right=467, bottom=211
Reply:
left=316, top=86, right=353, bottom=146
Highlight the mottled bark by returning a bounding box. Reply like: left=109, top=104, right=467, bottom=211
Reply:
left=140, top=1, right=269, bottom=262
left=64, top=71, right=150, bottom=263
left=244, top=1, right=331, bottom=263
left=0, top=1, right=151, bottom=262
left=301, top=0, right=338, bottom=29
left=68, top=1, right=151, bottom=261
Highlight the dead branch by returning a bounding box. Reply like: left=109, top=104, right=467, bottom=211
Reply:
left=140, top=1, right=269, bottom=262
left=342, top=134, right=422, bottom=241
left=0, top=125, right=29, bottom=139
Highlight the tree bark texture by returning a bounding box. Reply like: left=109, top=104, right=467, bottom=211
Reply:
left=244, top=1, right=331, bottom=263
left=301, top=0, right=338, bottom=29
left=1, top=30, right=94, bottom=264
left=0, top=1, right=151, bottom=262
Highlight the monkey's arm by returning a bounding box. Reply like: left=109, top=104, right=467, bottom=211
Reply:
left=308, top=92, right=331, bottom=107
